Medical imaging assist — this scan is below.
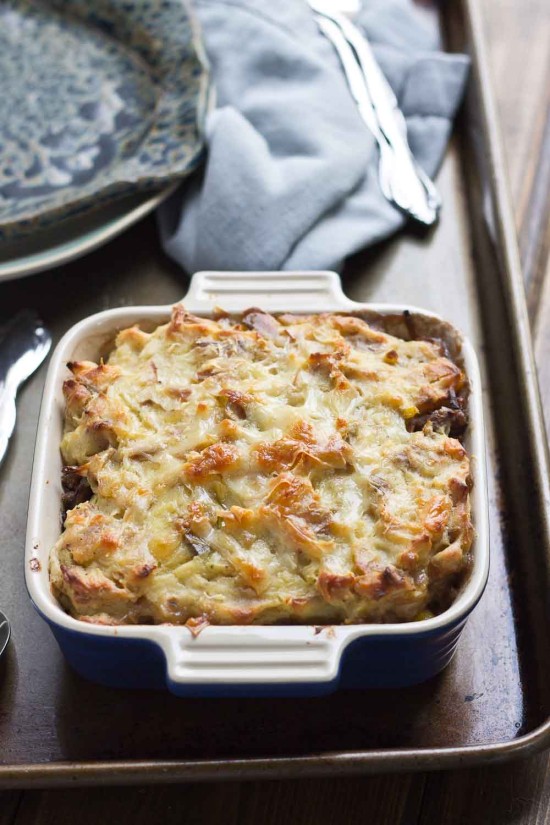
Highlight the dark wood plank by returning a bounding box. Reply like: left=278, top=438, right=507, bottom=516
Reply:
left=0, top=792, right=22, bottom=825
left=13, top=785, right=240, bottom=825
left=479, top=0, right=550, bottom=225
left=13, top=777, right=424, bottom=825
left=479, top=0, right=550, bottom=311
left=418, top=754, right=550, bottom=825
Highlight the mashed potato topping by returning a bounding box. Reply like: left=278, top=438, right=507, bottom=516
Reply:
left=50, top=306, right=473, bottom=626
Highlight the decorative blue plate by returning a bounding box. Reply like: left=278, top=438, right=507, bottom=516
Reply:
left=0, top=0, right=209, bottom=238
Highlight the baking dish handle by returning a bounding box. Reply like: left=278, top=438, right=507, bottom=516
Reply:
left=182, top=270, right=357, bottom=314
left=157, top=627, right=349, bottom=690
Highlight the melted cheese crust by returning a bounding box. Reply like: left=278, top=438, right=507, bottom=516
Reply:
left=50, top=306, right=473, bottom=626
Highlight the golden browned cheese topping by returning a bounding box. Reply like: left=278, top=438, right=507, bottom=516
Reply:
left=50, top=307, right=473, bottom=626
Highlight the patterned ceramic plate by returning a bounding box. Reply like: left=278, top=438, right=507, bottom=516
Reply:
left=0, top=0, right=209, bottom=239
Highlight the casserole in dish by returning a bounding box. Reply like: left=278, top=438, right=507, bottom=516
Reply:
left=26, top=271, right=489, bottom=696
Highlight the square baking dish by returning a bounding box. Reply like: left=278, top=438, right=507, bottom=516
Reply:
left=25, top=270, right=489, bottom=697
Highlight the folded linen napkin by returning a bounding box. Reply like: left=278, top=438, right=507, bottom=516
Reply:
left=158, top=0, right=469, bottom=273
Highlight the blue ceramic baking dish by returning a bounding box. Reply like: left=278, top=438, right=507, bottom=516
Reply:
left=26, top=271, right=489, bottom=697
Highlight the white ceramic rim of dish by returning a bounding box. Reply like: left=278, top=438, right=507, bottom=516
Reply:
left=25, top=271, right=489, bottom=686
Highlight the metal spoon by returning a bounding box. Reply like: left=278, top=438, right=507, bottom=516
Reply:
left=0, top=310, right=52, bottom=467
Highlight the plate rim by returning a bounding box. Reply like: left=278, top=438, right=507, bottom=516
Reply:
left=0, top=183, right=178, bottom=282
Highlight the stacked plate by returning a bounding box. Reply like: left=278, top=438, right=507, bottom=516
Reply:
left=0, top=0, right=211, bottom=282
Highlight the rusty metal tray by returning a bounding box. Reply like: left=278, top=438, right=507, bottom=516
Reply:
left=0, top=0, right=549, bottom=787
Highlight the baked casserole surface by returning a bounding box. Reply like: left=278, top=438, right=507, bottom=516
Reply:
left=50, top=306, right=474, bottom=627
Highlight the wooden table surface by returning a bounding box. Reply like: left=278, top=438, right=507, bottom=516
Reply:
left=1, top=0, right=549, bottom=821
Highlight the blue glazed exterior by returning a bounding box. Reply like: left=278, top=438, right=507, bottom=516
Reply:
left=42, top=609, right=468, bottom=697
left=338, top=620, right=466, bottom=690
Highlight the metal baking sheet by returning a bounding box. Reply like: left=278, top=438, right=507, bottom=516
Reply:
left=0, top=0, right=548, bottom=786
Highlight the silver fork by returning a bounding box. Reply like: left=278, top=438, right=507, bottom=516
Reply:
left=309, top=0, right=441, bottom=225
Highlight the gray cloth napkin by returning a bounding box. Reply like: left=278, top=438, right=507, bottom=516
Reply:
left=158, top=0, right=469, bottom=273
